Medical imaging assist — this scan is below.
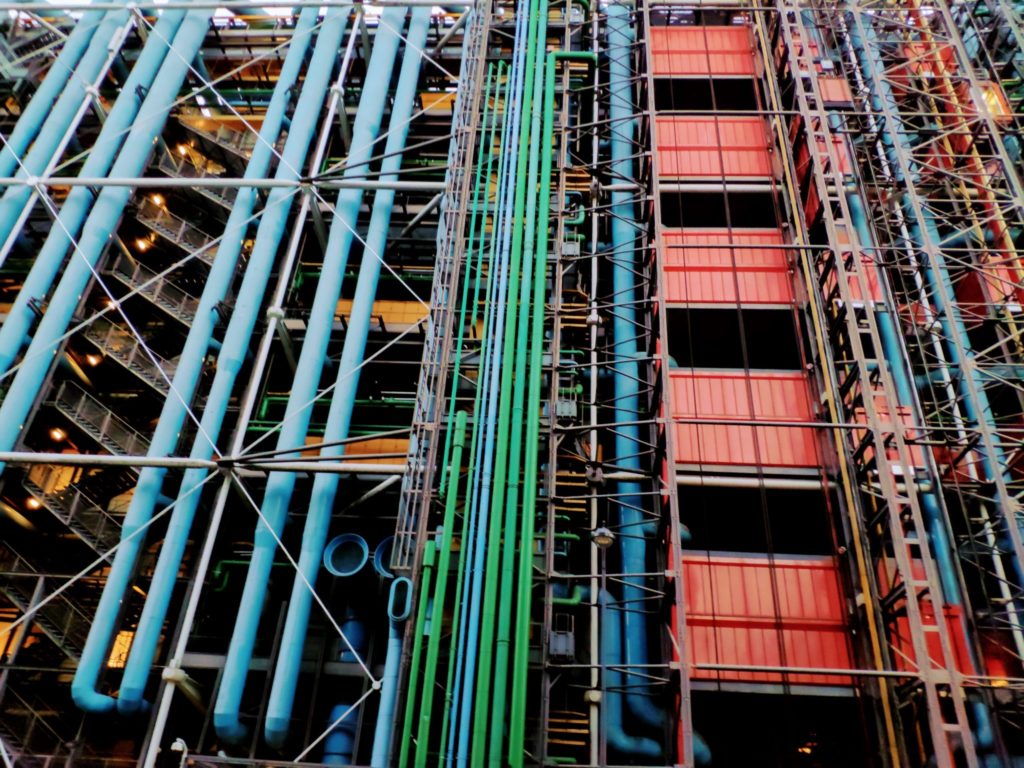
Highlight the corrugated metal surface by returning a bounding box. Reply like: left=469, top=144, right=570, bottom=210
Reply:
left=683, top=554, right=853, bottom=685
left=650, top=26, right=755, bottom=77
left=670, top=369, right=819, bottom=467
left=663, top=228, right=792, bottom=305
left=656, top=117, right=772, bottom=178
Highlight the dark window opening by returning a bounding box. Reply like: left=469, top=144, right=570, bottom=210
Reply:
left=666, top=308, right=801, bottom=369
left=654, top=77, right=759, bottom=111
left=661, top=191, right=779, bottom=229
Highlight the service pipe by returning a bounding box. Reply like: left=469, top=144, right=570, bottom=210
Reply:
left=0, top=8, right=188, bottom=375
left=214, top=5, right=404, bottom=743
left=0, top=9, right=107, bottom=179
left=261, top=6, right=427, bottom=747
left=113, top=5, right=323, bottom=716
left=605, top=0, right=665, bottom=735
left=59, top=9, right=216, bottom=716
left=371, top=576, right=414, bottom=767
left=0, top=9, right=133, bottom=262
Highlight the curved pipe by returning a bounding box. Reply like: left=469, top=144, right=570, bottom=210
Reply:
left=0, top=9, right=107, bottom=179
left=606, top=1, right=664, bottom=730
left=60, top=12, right=217, bottom=716
left=215, top=5, right=406, bottom=744
left=323, top=533, right=370, bottom=578
left=598, top=590, right=661, bottom=758
left=261, top=8, right=428, bottom=746
left=0, top=9, right=132, bottom=257
left=0, top=8, right=188, bottom=376
left=374, top=537, right=396, bottom=579
left=370, top=576, right=413, bottom=767
left=114, top=5, right=322, bottom=715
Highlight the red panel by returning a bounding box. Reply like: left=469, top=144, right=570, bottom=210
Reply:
left=670, top=370, right=819, bottom=468
left=650, top=26, right=755, bottom=77
left=662, top=229, right=792, bottom=305
left=656, top=117, right=772, bottom=178
left=683, top=554, right=853, bottom=685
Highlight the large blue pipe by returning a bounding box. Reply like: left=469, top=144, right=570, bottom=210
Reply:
left=606, top=1, right=664, bottom=733
left=371, top=576, right=413, bottom=767
left=0, top=9, right=189, bottom=376
left=0, top=9, right=132, bottom=255
left=112, top=7, right=324, bottom=717
left=261, top=6, right=429, bottom=749
left=0, top=9, right=107, bottom=179
left=0, top=8, right=202, bottom=478
left=54, top=12, right=215, bottom=716
left=212, top=6, right=404, bottom=743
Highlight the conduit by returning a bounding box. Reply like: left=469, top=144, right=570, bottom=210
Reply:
left=370, top=576, right=413, bottom=767
left=213, top=5, right=405, bottom=743
left=261, top=6, right=428, bottom=747
left=0, top=9, right=107, bottom=179
left=605, top=0, right=665, bottom=737
left=0, top=9, right=133, bottom=259
left=57, top=9, right=219, bottom=715
left=0, top=8, right=189, bottom=375
left=112, top=8, right=332, bottom=716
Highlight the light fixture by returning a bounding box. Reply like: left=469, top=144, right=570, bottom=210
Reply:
left=49, top=427, right=67, bottom=442
left=177, top=144, right=188, bottom=156
left=591, top=527, right=616, bottom=548
left=151, top=193, right=165, bottom=207
left=25, top=497, right=41, bottom=510
left=135, top=237, right=150, bottom=252
left=85, top=353, right=102, bottom=367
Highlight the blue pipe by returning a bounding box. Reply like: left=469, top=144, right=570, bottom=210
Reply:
left=213, top=6, right=403, bottom=743
left=371, top=576, right=413, bottom=767
left=0, top=10, right=107, bottom=179
left=262, top=6, right=428, bottom=748
left=606, top=1, right=664, bottom=732
left=0, top=10, right=132, bottom=255
left=322, top=703, right=358, bottom=766
left=597, top=590, right=661, bottom=759
left=847, top=16, right=1006, bottom=755
left=0, top=9, right=188, bottom=375
left=451, top=10, right=531, bottom=762
left=113, top=7, right=322, bottom=716
left=53, top=11, right=213, bottom=717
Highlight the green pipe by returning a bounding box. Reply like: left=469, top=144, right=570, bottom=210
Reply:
left=473, top=0, right=546, bottom=762
left=550, top=585, right=587, bottom=606
left=411, top=411, right=468, bottom=762
left=438, top=62, right=502, bottom=497
left=508, top=49, right=597, bottom=768
left=397, top=536, right=436, bottom=768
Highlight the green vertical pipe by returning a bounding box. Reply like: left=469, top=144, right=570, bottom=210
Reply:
left=507, top=50, right=597, bottom=768
left=469, top=0, right=546, bottom=761
left=412, top=411, right=468, bottom=761
left=438, top=61, right=503, bottom=497
left=483, top=2, right=551, bottom=762
left=398, top=538, right=437, bottom=766
left=399, top=58, right=498, bottom=767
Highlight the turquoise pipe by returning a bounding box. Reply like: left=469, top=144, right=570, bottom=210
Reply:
left=261, top=6, right=427, bottom=748
left=507, top=52, right=597, bottom=768
left=109, top=7, right=322, bottom=716
left=0, top=9, right=188, bottom=375
left=605, top=1, right=665, bottom=735
left=51, top=11, right=212, bottom=716
left=213, top=5, right=404, bottom=744
left=0, top=9, right=107, bottom=179
left=322, top=703, right=358, bottom=765
left=371, top=577, right=413, bottom=767
left=0, top=10, right=131, bottom=256
left=598, top=590, right=661, bottom=758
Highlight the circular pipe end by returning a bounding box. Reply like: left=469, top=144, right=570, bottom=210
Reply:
left=323, top=534, right=369, bottom=578
left=373, top=536, right=396, bottom=579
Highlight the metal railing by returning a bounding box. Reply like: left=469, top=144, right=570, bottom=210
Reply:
left=157, top=148, right=237, bottom=209
left=51, top=381, right=151, bottom=456
left=81, top=318, right=175, bottom=394
left=23, top=468, right=121, bottom=555
left=134, top=197, right=219, bottom=267
left=178, top=115, right=259, bottom=156
left=107, top=254, right=200, bottom=324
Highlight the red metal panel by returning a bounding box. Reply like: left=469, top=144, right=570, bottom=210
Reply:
left=670, top=370, right=819, bottom=467
left=656, top=117, right=772, bottom=178
left=683, top=554, right=853, bottom=685
left=662, top=228, right=792, bottom=305
left=649, top=26, right=755, bottom=77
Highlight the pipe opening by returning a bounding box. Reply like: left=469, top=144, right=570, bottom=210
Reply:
left=323, top=533, right=369, bottom=577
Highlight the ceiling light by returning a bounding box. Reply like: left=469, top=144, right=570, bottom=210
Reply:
left=591, top=527, right=616, bottom=548
left=49, top=427, right=67, bottom=442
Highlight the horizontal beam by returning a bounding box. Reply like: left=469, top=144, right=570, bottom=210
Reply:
left=0, top=452, right=405, bottom=475
left=1, top=1, right=460, bottom=9
left=0, top=177, right=446, bottom=192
